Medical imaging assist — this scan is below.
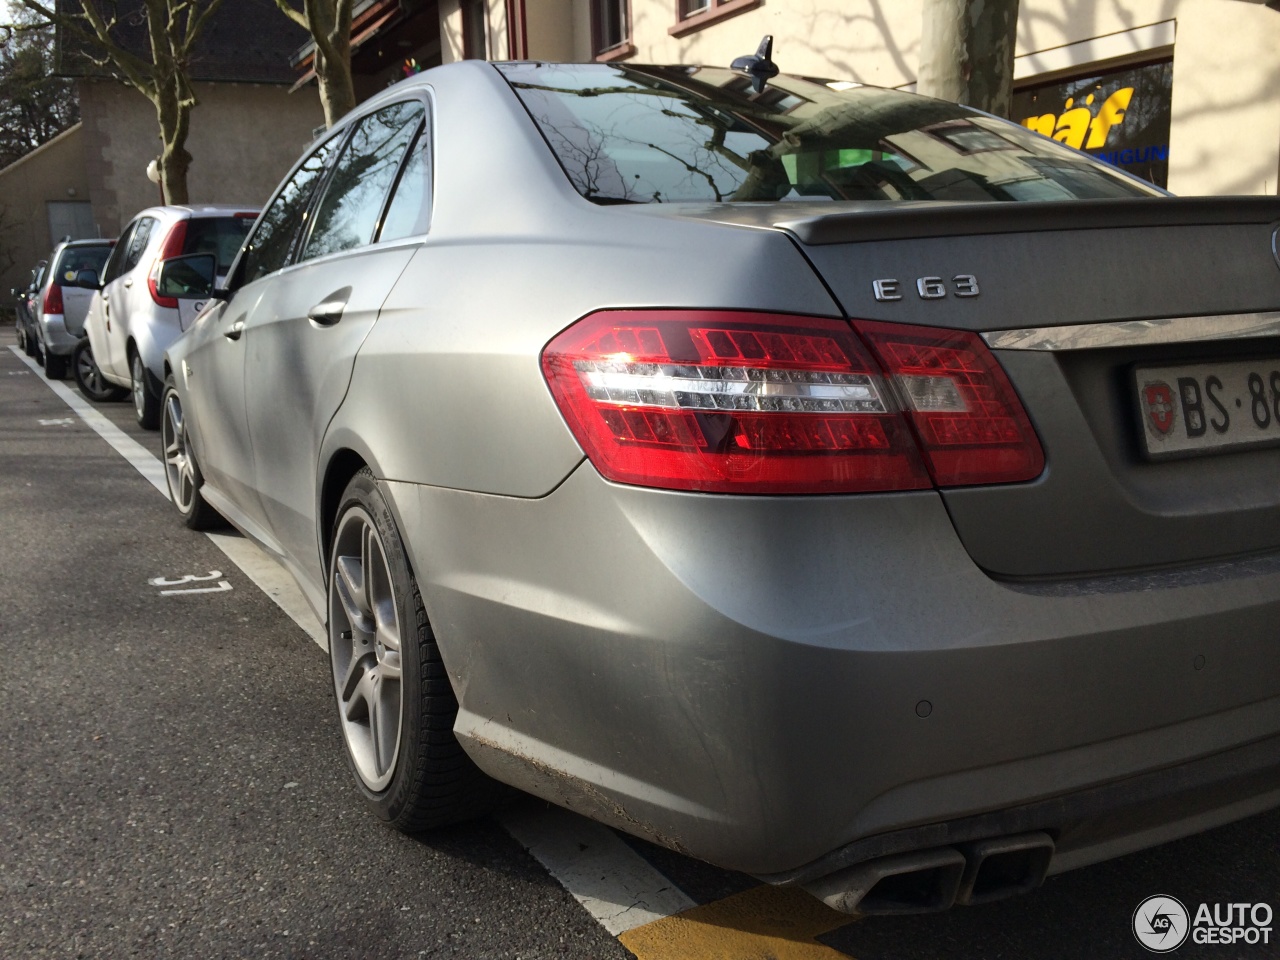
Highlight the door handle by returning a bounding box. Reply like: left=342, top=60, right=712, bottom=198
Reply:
left=223, top=320, right=245, bottom=341
left=308, top=287, right=352, bottom=326
left=123, top=279, right=133, bottom=288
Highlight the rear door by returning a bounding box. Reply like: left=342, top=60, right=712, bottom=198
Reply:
left=792, top=198, right=1280, bottom=577
left=242, top=98, right=426, bottom=588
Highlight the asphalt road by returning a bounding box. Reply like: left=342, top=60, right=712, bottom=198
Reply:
left=2, top=325, right=1278, bottom=960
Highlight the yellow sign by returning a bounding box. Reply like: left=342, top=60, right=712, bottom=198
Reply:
left=1021, top=87, right=1134, bottom=150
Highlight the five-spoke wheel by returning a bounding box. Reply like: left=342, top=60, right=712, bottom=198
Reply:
left=327, top=469, right=503, bottom=831
left=329, top=505, right=404, bottom=792
left=161, top=375, right=221, bottom=529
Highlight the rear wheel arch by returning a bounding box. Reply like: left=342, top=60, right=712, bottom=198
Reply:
left=320, top=449, right=370, bottom=577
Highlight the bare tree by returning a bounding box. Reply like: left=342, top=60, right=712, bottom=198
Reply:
left=17, top=0, right=227, bottom=204
left=918, top=0, right=1020, bottom=118
left=272, top=0, right=355, bottom=128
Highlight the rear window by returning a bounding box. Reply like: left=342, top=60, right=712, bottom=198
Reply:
left=54, top=245, right=112, bottom=284
left=183, top=216, right=256, bottom=273
left=497, top=63, right=1161, bottom=204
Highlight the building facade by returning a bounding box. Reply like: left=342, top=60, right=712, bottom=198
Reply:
left=423, top=0, right=1280, bottom=198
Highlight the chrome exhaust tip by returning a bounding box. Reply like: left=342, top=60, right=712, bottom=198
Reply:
left=955, top=831, right=1054, bottom=906
left=802, top=847, right=967, bottom=916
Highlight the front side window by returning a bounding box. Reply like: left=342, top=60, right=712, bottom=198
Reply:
left=122, top=218, right=155, bottom=273
left=239, top=136, right=340, bottom=284
left=302, top=101, right=425, bottom=261
left=101, top=228, right=134, bottom=284
left=498, top=63, right=1162, bottom=204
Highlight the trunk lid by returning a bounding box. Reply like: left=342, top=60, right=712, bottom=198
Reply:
left=768, top=197, right=1280, bottom=577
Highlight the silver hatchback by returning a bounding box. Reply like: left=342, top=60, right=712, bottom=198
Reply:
left=159, top=60, right=1280, bottom=916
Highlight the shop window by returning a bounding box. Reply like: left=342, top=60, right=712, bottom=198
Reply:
left=1012, top=59, right=1173, bottom=188
left=592, top=0, right=632, bottom=59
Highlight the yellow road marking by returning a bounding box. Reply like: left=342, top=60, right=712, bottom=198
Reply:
left=618, top=884, right=857, bottom=959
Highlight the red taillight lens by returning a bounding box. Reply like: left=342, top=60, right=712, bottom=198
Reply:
left=541, top=310, right=931, bottom=494
left=147, top=219, right=189, bottom=308
left=853, top=320, right=1044, bottom=486
left=42, top=283, right=64, bottom=315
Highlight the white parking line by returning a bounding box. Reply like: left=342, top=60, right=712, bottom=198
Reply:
left=7, top=342, right=693, bottom=942
left=501, top=803, right=696, bottom=934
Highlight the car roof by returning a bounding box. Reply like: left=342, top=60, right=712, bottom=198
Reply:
left=128, top=204, right=260, bottom=222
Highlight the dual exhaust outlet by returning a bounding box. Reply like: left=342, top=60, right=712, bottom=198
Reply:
left=803, top=832, right=1055, bottom=916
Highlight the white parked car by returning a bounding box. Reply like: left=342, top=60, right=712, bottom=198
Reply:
left=83, top=205, right=257, bottom=427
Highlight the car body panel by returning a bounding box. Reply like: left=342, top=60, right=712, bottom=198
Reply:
left=178, top=290, right=267, bottom=521
left=242, top=242, right=418, bottom=588
left=382, top=463, right=1280, bottom=875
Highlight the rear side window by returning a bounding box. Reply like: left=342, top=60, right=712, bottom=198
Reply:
left=55, top=246, right=112, bottom=283
left=498, top=63, right=1160, bottom=204
left=378, top=129, right=431, bottom=242
left=302, top=100, right=425, bottom=260
left=239, top=135, right=340, bottom=284
left=183, top=216, right=255, bottom=274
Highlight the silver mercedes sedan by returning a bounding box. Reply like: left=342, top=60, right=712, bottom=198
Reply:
left=159, top=57, right=1280, bottom=916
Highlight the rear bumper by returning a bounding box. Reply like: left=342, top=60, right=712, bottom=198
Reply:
left=38, top=315, right=78, bottom=356
left=385, top=464, right=1280, bottom=876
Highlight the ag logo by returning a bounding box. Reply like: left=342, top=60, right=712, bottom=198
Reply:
left=1133, top=895, right=1190, bottom=953
left=1143, top=381, right=1176, bottom=435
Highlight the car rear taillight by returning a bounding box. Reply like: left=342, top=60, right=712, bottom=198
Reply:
left=147, top=220, right=189, bottom=308
left=43, top=283, right=64, bottom=316
left=852, top=320, right=1044, bottom=486
left=541, top=310, right=932, bottom=494
left=543, top=311, right=1044, bottom=494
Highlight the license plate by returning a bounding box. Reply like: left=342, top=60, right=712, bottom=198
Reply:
left=1135, top=359, right=1280, bottom=458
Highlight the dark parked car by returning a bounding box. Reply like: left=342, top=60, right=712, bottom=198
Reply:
left=158, top=57, right=1280, bottom=917
left=13, top=260, right=46, bottom=358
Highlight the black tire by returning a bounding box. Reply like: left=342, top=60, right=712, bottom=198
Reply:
left=23, top=325, right=38, bottom=357
left=74, top=340, right=128, bottom=402
left=328, top=468, right=504, bottom=832
left=131, top=350, right=160, bottom=430
left=160, top=375, right=223, bottom=530
left=15, top=321, right=27, bottom=354
left=44, top=350, right=68, bottom=380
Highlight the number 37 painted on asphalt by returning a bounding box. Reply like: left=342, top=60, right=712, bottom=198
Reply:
left=148, top=571, right=233, bottom=595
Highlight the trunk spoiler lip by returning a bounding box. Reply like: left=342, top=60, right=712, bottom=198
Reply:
left=770, top=196, right=1280, bottom=245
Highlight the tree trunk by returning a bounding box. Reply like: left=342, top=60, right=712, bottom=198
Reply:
left=315, top=41, right=356, bottom=127
left=918, top=0, right=1020, bottom=118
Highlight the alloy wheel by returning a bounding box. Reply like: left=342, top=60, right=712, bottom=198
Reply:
left=161, top=391, right=197, bottom=513
left=131, top=355, right=146, bottom=420
left=329, top=507, right=403, bottom=792
left=78, top=345, right=104, bottom=395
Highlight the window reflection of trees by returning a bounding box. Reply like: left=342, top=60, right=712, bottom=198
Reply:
left=507, top=64, right=1159, bottom=205
left=304, top=102, right=424, bottom=259
left=242, top=139, right=338, bottom=282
